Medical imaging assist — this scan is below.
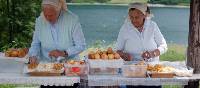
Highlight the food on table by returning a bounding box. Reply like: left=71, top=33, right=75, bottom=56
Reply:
left=88, top=47, right=120, bottom=60
left=68, top=60, right=75, bottom=65
left=108, top=54, right=114, bottom=59
left=107, top=47, right=113, bottom=54
left=88, top=51, right=95, bottom=59
left=80, top=60, right=85, bottom=65
left=114, top=53, right=120, bottom=59
left=96, top=50, right=103, bottom=55
left=5, top=48, right=28, bottom=58
left=28, top=63, right=64, bottom=72
left=101, top=53, right=108, bottom=59
left=18, top=48, right=26, bottom=58
left=28, top=63, right=38, bottom=69
left=147, top=64, right=175, bottom=73
left=94, top=53, right=101, bottom=59
left=53, top=63, right=64, bottom=70
left=65, top=60, right=87, bottom=76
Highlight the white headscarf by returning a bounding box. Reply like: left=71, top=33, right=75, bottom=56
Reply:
left=42, top=0, right=67, bottom=11
left=128, top=2, right=147, bottom=15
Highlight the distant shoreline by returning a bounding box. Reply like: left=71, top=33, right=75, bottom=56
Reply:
left=67, top=3, right=189, bottom=8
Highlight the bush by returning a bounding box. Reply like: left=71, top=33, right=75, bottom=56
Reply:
left=160, top=44, right=186, bottom=61
left=0, top=0, right=41, bottom=51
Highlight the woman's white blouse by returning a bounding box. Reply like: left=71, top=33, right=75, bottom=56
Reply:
left=116, top=18, right=167, bottom=62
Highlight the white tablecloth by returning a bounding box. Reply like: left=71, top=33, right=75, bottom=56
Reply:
left=88, top=75, right=190, bottom=86
left=0, top=73, right=80, bottom=86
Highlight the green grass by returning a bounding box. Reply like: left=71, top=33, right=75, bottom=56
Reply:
left=162, top=85, right=183, bottom=88
left=160, top=44, right=186, bottom=61
left=0, top=84, right=15, bottom=88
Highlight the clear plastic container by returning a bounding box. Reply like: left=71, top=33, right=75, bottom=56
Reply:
left=64, top=63, right=88, bottom=76
left=88, top=59, right=124, bottom=68
left=122, top=61, right=147, bottom=78
left=89, top=67, right=120, bottom=75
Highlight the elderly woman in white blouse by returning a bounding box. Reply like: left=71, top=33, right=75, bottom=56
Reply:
left=28, top=0, right=86, bottom=64
left=116, top=3, right=167, bottom=64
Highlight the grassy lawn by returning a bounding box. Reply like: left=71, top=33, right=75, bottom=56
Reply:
left=160, top=44, right=187, bottom=61
left=0, top=84, right=39, bottom=88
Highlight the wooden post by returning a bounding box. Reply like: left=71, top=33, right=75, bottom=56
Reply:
left=185, top=0, right=200, bottom=88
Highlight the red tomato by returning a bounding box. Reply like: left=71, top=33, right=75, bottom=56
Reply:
left=71, top=67, right=81, bottom=72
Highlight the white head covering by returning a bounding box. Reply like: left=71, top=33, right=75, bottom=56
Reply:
left=128, top=2, right=147, bottom=15
left=42, top=0, right=67, bottom=11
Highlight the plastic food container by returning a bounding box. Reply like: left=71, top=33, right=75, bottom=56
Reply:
left=88, top=59, right=124, bottom=68
left=64, top=60, right=88, bottom=76
left=89, top=67, right=119, bottom=75
left=122, top=61, right=147, bottom=78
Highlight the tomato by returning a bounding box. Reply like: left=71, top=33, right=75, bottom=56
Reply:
left=71, top=67, right=81, bottom=72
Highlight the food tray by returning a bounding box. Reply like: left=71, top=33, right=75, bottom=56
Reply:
left=24, top=63, right=64, bottom=76
left=28, top=71, right=62, bottom=76
left=150, top=72, right=175, bottom=78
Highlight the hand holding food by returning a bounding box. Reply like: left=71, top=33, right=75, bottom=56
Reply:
left=29, top=56, right=38, bottom=65
left=142, top=49, right=160, bottom=59
left=49, top=50, right=67, bottom=58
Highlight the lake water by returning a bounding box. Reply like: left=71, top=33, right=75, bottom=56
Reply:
left=68, top=5, right=190, bottom=46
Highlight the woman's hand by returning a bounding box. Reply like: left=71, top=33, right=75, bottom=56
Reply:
left=117, top=50, right=132, bottom=61
left=142, top=49, right=160, bottom=59
left=29, top=56, right=38, bottom=64
left=142, top=51, right=151, bottom=59
left=49, top=50, right=67, bottom=58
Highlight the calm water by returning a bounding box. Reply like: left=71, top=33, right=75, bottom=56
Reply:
left=68, top=5, right=190, bottom=46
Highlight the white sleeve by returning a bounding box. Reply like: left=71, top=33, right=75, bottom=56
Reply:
left=116, top=21, right=127, bottom=51
left=153, top=22, right=168, bottom=55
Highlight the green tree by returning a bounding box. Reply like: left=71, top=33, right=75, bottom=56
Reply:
left=0, top=0, right=41, bottom=51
